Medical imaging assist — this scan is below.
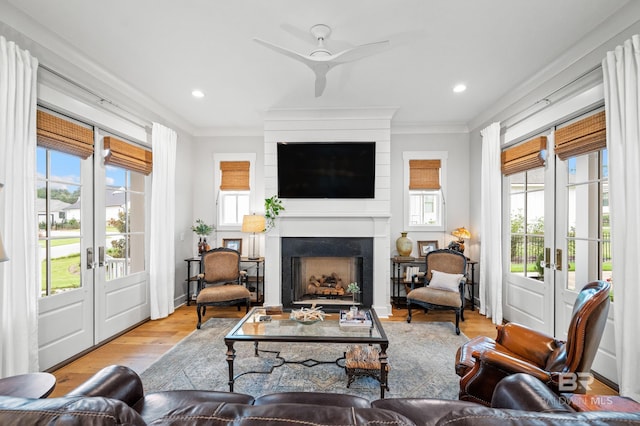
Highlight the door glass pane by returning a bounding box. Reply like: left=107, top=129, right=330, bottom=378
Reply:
left=564, top=148, right=609, bottom=292
left=509, top=166, right=545, bottom=280
left=37, top=147, right=83, bottom=296
left=104, top=165, right=146, bottom=281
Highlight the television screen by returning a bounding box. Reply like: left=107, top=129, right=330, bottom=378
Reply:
left=277, top=142, right=376, bottom=198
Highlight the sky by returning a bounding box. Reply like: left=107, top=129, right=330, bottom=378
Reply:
left=37, top=147, right=125, bottom=190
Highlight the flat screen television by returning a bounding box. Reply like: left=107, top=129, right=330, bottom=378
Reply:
left=277, top=142, right=376, bottom=199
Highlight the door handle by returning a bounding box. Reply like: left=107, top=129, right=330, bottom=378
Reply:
left=555, top=248, right=562, bottom=271
left=98, top=246, right=105, bottom=267
left=543, top=247, right=551, bottom=269
left=87, top=247, right=96, bottom=269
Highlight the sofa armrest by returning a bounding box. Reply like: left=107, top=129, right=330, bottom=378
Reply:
left=491, top=373, right=573, bottom=413
left=65, top=365, right=144, bottom=408
left=495, top=323, right=560, bottom=367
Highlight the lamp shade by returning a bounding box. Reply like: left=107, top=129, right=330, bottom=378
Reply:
left=242, top=215, right=266, bottom=233
left=451, top=227, right=471, bottom=240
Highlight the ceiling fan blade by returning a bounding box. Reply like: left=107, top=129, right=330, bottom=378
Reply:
left=330, top=40, right=390, bottom=64
left=253, top=38, right=310, bottom=64
left=314, top=71, right=328, bottom=97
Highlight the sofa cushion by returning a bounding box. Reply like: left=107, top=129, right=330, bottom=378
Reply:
left=0, top=395, right=145, bottom=425
left=254, top=391, right=371, bottom=408
left=133, top=390, right=254, bottom=422
left=144, top=402, right=415, bottom=426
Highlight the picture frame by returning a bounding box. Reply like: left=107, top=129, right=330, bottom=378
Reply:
left=418, top=240, right=439, bottom=257
left=222, top=238, right=242, bottom=254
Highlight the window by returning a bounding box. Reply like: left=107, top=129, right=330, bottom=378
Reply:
left=105, top=165, right=146, bottom=280
left=36, top=109, right=94, bottom=296
left=219, top=191, right=250, bottom=226
left=215, top=154, right=256, bottom=229
left=102, top=135, right=150, bottom=281
left=508, top=168, right=545, bottom=279
left=403, top=152, right=447, bottom=230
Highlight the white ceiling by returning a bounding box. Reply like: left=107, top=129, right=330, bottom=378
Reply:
left=1, top=0, right=633, bottom=135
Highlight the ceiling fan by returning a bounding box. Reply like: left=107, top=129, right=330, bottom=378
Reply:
left=254, top=24, right=389, bottom=97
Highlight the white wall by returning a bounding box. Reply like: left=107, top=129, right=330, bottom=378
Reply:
left=189, top=135, right=264, bottom=252
left=390, top=132, right=470, bottom=256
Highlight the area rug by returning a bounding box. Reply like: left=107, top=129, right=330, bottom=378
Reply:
left=140, top=318, right=468, bottom=401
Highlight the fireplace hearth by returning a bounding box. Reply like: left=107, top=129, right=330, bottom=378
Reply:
left=281, top=237, right=373, bottom=310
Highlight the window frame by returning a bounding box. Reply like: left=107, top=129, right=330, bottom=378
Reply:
left=403, top=151, right=448, bottom=232
left=214, top=153, right=257, bottom=231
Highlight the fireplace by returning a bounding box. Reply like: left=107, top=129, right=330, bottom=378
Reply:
left=281, top=237, right=374, bottom=310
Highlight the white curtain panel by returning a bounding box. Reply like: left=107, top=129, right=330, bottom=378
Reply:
left=149, top=122, right=177, bottom=319
left=0, top=36, right=39, bottom=375
left=603, top=34, right=640, bottom=401
left=479, top=122, right=503, bottom=325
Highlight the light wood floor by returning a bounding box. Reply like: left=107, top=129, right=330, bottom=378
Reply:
left=50, top=304, right=616, bottom=397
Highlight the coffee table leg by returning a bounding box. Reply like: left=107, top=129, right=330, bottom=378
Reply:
left=379, top=343, right=388, bottom=398
left=225, top=341, right=236, bottom=392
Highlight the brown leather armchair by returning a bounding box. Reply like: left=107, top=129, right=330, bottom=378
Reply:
left=455, top=280, right=611, bottom=406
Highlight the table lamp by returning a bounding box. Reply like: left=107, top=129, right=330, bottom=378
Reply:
left=242, top=214, right=265, bottom=260
left=0, top=183, right=7, bottom=262
left=449, top=227, right=471, bottom=254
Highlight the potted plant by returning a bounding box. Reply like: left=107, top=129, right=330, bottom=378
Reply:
left=191, top=219, right=215, bottom=254
left=264, top=195, right=285, bottom=231
left=347, top=282, right=360, bottom=314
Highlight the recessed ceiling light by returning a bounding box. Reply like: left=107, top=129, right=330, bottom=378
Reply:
left=453, top=84, right=467, bottom=93
left=192, top=90, right=205, bottom=98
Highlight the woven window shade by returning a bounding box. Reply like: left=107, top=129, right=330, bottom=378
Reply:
left=37, top=110, right=94, bottom=159
left=409, top=160, right=441, bottom=190
left=220, top=161, right=250, bottom=190
left=103, top=136, right=153, bottom=175
left=501, top=136, right=547, bottom=176
left=555, top=111, right=606, bottom=160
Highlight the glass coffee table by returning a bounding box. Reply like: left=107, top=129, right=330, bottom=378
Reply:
left=224, top=307, right=389, bottom=398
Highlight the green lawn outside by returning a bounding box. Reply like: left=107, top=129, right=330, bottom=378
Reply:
left=39, top=238, right=80, bottom=248
left=42, top=253, right=81, bottom=294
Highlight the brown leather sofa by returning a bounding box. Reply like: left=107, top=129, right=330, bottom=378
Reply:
left=0, top=365, right=638, bottom=425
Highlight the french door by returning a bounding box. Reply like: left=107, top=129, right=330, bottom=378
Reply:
left=37, top=139, right=95, bottom=369
left=553, top=140, right=616, bottom=383
left=504, top=109, right=617, bottom=384
left=38, top=120, right=149, bottom=370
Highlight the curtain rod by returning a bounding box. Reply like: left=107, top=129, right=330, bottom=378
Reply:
left=499, top=63, right=602, bottom=129
left=38, top=63, right=153, bottom=130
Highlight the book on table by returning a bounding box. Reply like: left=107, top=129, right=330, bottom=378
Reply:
left=339, top=309, right=373, bottom=327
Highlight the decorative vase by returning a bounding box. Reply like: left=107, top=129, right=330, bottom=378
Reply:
left=396, top=232, right=413, bottom=257
left=197, top=237, right=204, bottom=255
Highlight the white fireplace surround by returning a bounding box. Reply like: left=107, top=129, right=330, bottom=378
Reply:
left=262, top=107, right=396, bottom=317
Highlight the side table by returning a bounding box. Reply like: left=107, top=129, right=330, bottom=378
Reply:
left=0, top=372, right=56, bottom=398
left=466, top=260, right=477, bottom=311
left=184, top=257, right=201, bottom=306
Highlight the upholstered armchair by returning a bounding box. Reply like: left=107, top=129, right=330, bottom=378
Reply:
left=406, top=249, right=467, bottom=334
left=196, top=247, right=251, bottom=329
left=455, top=280, right=611, bottom=406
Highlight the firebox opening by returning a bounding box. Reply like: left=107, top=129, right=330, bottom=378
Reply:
left=291, top=256, right=363, bottom=306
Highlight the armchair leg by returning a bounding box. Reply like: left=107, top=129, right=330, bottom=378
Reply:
left=455, top=309, right=460, bottom=335
left=197, top=304, right=203, bottom=329
left=245, top=298, right=250, bottom=313
left=407, top=301, right=412, bottom=323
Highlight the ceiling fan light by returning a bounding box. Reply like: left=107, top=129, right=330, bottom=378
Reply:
left=191, top=90, right=205, bottom=98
